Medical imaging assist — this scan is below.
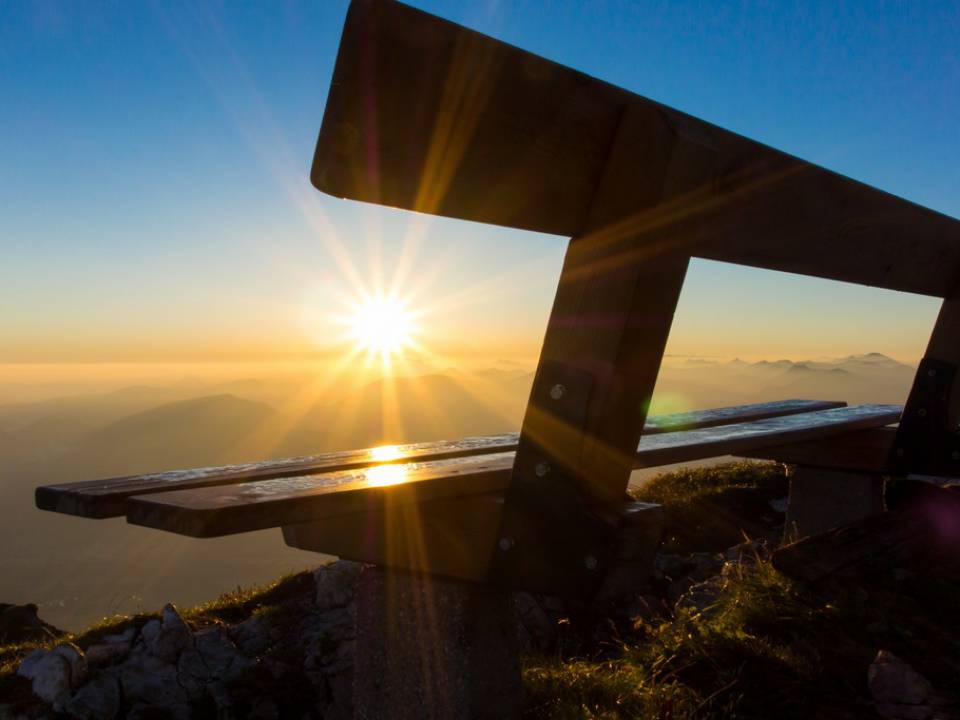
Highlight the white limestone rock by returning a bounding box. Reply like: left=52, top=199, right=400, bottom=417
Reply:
left=62, top=671, right=121, bottom=720
left=229, top=615, right=271, bottom=655
left=17, top=643, right=86, bottom=707
left=83, top=642, right=129, bottom=668
left=868, top=650, right=947, bottom=720
left=313, top=561, right=362, bottom=611
left=177, top=624, right=253, bottom=698
left=140, top=604, right=192, bottom=663
left=117, top=653, right=189, bottom=709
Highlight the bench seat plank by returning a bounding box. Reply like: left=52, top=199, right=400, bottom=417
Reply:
left=36, top=398, right=845, bottom=519
left=125, top=404, right=901, bottom=538
left=736, top=426, right=897, bottom=473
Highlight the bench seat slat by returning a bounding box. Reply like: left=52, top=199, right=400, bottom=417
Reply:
left=125, top=404, right=901, bottom=538
left=36, top=398, right=845, bottom=519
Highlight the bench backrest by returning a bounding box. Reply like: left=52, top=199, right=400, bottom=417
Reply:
left=310, top=0, right=960, bottom=594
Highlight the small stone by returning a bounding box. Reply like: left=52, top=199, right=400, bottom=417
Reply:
left=314, top=561, right=362, bottom=611
left=664, top=552, right=725, bottom=602
left=178, top=624, right=252, bottom=690
left=675, top=579, right=724, bottom=617
left=84, top=642, right=130, bottom=668
left=868, top=649, right=939, bottom=720
left=18, top=648, right=72, bottom=706
left=769, top=496, right=789, bottom=514
left=118, top=653, right=189, bottom=708
left=62, top=671, right=121, bottom=720
left=141, top=604, right=192, bottom=663
left=100, top=627, right=136, bottom=646
left=230, top=615, right=271, bottom=655
left=17, top=643, right=86, bottom=706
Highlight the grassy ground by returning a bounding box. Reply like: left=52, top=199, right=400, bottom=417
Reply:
left=4, top=462, right=958, bottom=718
left=522, top=462, right=960, bottom=719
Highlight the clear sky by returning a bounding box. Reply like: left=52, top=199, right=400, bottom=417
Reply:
left=2, top=0, right=958, bottom=366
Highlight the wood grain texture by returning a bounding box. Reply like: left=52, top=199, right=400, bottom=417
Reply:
left=282, top=497, right=664, bottom=582
left=738, top=426, right=896, bottom=473
left=282, top=493, right=505, bottom=581
left=124, top=404, right=900, bottom=538
left=888, top=289, right=960, bottom=477
left=36, top=399, right=843, bottom=519
left=313, top=0, right=960, bottom=296
left=489, top=102, right=692, bottom=594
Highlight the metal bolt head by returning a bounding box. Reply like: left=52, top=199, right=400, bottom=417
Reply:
left=549, top=383, right=566, bottom=401
left=498, top=536, right=515, bottom=551
left=583, top=555, right=598, bottom=571
left=534, top=461, right=551, bottom=477
left=928, top=368, right=937, bottom=377
left=918, top=408, right=928, bottom=417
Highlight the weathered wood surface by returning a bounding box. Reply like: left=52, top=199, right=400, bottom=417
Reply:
left=314, top=0, right=960, bottom=297
left=737, top=426, right=896, bottom=473
left=888, top=290, right=960, bottom=477
left=125, top=404, right=900, bottom=538
left=490, top=101, right=691, bottom=594
left=36, top=399, right=843, bottom=519
left=283, top=493, right=506, bottom=581
left=282, top=498, right=664, bottom=583
left=128, top=453, right=516, bottom=538
left=632, top=404, right=901, bottom=468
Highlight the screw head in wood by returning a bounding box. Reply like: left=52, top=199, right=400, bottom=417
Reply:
left=534, top=461, right=551, bottom=477
left=549, top=383, right=566, bottom=400
left=498, top=536, right=515, bottom=551
left=583, top=555, right=598, bottom=571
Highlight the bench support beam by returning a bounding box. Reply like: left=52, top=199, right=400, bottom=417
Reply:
left=489, top=103, right=695, bottom=596
left=354, top=566, right=520, bottom=720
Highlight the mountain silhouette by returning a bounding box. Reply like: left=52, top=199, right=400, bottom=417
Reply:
left=55, top=394, right=275, bottom=480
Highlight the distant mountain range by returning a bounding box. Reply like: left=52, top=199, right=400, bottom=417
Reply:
left=651, top=352, right=915, bottom=413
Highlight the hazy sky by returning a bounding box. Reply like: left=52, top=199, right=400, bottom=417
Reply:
left=3, top=0, right=957, bottom=366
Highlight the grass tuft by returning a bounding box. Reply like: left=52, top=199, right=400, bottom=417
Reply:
left=523, top=559, right=821, bottom=719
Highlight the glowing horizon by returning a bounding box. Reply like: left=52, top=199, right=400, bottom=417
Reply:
left=1, top=2, right=953, bottom=376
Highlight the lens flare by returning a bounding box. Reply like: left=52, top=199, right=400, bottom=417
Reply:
left=369, top=444, right=402, bottom=462
left=365, top=464, right=409, bottom=487
left=350, top=295, right=415, bottom=359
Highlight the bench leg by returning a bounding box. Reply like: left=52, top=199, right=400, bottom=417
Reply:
left=784, top=466, right=885, bottom=541
left=354, top=565, right=521, bottom=720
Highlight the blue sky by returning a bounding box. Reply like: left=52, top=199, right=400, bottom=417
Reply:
left=1, top=0, right=957, bottom=363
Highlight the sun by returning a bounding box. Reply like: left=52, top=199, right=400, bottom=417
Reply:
left=349, top=295, right=415, bottom=358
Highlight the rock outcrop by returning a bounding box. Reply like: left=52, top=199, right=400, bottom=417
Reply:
left=5, top=563, right=362, bottom=720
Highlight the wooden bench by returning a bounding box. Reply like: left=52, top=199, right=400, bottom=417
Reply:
left=38, top=398, right=898, bottom=550
left=34, top=1, right=960, bottom=716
